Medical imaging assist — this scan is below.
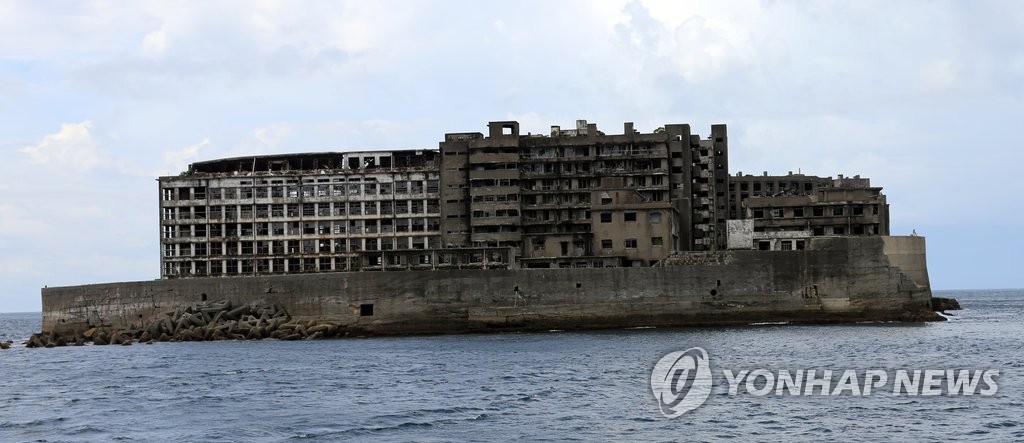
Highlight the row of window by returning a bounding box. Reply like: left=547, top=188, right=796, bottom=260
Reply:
left=734, top=181, right=821, bottom=193
left=521, top=209, right=591, bottom=224
left=164, top=236, right=440, bottom=257
left=757, top=240, right=807, bottom=251
left=470, top=194, right=519, bottom=203
left=472, top=209, right=520, bottom=218
left=600, top=237, right=664, bottom=249
left=163, top=200, right=440, bottom=220
left=164, top=256, right=364, bottom=276
left=527, top=236, right=666, bottom=253
left=469, top=179, right=518, bottom=188
left=514, top=143, right=696, bottom=159
left=521, top=193, right=590, bottom=206
left=165, top=252, right=448, bottom=276
left=812, top=225, right=879, bottom=236
left=598, top=211, right=663, bottom=224
left=163, top=180, right=439, bottom=201
left=163, top=218, right=441, bottom=239
left=517, top=175, right=666, bottom=192
left=751, top=205, right=879, bottom=219
left=752, top=224, right=879, bottom=236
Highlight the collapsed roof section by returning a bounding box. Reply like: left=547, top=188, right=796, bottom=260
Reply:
left=186, top=150, right=438, bottom=175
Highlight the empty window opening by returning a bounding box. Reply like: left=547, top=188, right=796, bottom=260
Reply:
left=360, top=304, right=374, bottom=316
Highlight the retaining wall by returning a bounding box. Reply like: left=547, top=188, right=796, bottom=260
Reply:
left=41, top=236, right=937, bottom=335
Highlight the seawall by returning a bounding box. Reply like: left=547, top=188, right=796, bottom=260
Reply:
left=40, top=236, right=938, bottom=336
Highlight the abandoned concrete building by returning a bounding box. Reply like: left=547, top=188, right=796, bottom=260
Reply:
left=726, top=172, right=889, bottom=251
left=158, top=120, right=889, bottom=278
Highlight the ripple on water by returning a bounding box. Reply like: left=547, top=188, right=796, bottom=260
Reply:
left=0, top=290, right=1021, bottom=441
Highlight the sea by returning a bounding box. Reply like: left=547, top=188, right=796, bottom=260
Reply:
left=0, top=289, right=1021, bottom=442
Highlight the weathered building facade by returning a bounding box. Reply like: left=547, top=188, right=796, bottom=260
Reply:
left=158, top=120, right=888, bottom=278
left=437, top=119, right=728, bottom=268
left=727, top=172, right=889, bottom=250
left=160, top=150, right=505, bottom=279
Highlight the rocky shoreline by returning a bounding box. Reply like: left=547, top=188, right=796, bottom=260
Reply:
left=931, top=296, right=962, bottom=313
left=23, top=299, right=349, bottom=348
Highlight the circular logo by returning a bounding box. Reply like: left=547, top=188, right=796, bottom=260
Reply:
left=650, top=347, right=713, bottom=417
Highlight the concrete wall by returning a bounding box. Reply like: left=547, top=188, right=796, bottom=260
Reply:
left=41, top=236, right=935, bottom=335
left=882, top=235, right=930, bottom=288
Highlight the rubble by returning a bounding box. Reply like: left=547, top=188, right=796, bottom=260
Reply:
left=25, top=299, right=348, bottom=348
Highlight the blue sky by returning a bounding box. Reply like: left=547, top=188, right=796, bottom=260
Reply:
left=1, top=1, right=1022, bottom=312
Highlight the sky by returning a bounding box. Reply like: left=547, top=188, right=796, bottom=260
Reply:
left=1, top=0, right=1022, bottom=312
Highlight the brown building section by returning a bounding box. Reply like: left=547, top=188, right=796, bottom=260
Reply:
left=727, top=172, right=889, bottom=250
left=744, top=187, right=890, bottom=236
left=588, top=179, right=673, bottom=267
left=159, top=119, right=891, bottom=277
left=438, top=119, right=732, bottom=268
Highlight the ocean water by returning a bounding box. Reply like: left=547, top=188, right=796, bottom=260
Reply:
left=0, top=289, right=1021, bottom=441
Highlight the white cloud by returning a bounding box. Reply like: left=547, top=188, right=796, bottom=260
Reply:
left=672, top=14, right=751, bottom=83
left=155, top=138, right=210, bottom=176
left=253, top=123, right=293, bottom=149
left=313, top=119, right=431, bottom=150
left=20, top=121, right=103, bottom=171
left=212, top=123, right=297, bottom=158
left=141, top=28, right=169, bottom=57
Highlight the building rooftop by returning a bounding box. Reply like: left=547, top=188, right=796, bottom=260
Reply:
left=181, top=150, right=437, bottom=176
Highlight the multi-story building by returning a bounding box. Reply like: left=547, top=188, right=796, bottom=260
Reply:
left=158, top=119, right=887, bottom=278
left=726, top=172, right=889, bottom=250
left=160, top=150, right=445, bottom=278
left=439, top=120, right=729, bottom=267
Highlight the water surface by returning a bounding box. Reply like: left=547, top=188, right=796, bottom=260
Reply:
left=0, top=289, right=1020, bottom=441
